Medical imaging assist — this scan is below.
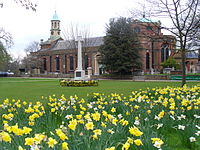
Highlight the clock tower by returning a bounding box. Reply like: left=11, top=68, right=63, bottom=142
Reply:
left=50, top=11, right=61, bottom=39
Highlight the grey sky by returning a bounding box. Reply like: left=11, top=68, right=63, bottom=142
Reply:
left=1, top=0, right=174, bottom=59
left=1, top=0, right=142, bottom=58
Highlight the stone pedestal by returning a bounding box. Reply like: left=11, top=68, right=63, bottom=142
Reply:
left=74, top=70, right=85, bottom=80
left=87, top=67, right=92, bottom=79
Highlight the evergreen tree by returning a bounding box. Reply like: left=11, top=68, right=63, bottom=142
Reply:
left=99, top=17, right=141, bottom=75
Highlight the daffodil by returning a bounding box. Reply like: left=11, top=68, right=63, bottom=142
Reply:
left=47, top=137, right=58, bottom=148
left=85, top=121, right=94, bottom=130
left=122, top=142, right=130, bottom=150
left=105, top=146, right=115, bottom=150
left=62, top=142, right=69, bottom=150
left=129, top=126, right=143, bottom=136
left=68, top=119, right=78, bottom=131
left=0, top=132, right=12, bottom=143
left=134, top=139, right=143, bottom=146
left=25, top=137, right=35, bottom=146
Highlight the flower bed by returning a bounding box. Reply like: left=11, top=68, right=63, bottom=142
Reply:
left=60, top=79, right=98, bottom=87
left=0, top=85, right=200, bottom=149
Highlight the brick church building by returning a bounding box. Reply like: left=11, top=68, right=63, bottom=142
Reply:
left=34, top=12, right=176, bottom=75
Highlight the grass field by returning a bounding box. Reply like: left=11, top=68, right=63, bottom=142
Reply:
left=0, top=77, right=199, bottom=102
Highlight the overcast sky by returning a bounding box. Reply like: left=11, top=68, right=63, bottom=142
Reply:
left=0, top=0, right=145, bottom=58
left=0, top=0, right=173, bottom=59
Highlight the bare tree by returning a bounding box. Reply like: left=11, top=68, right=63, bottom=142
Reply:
left=137, top=0, right=200, bottom=86
left=22, top=41, right=41, bottom=73
left=62, top=23, right=96, bottom=49
left=0, top=29, right=13, bottom=71
left=24, top=41, right=40, bottom=55
left=0, top=0, right=37, bottom=11
left=61, top=23, right=100, bottom=71
left=0, top=28, right=13, bottom=48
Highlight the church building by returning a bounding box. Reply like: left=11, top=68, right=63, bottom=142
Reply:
left=35, top=12, right=176, bottom=76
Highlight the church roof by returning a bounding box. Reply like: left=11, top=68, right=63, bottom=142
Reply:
left=52, top=11, right=59, bottom=21
left=40, top=37, right=104, bottom=52
left=137, top=15, right=159, bottom=23
left=138, top=17, right=152, bottom=23
left=186, top=51, right=199, bottom=59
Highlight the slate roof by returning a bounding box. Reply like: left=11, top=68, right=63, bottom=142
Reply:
left=40, top=37, right=104, bottom=52
left=186, top=51, right=199, bottom=59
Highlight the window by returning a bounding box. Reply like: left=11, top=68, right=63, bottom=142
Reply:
left=146, top=26, right=152, bottom=30
left=43, top=58, right=47, bottom=71
left=85, top=55, right=89, bottom=70
left=70, top=56, right=74, bottom=70
left=56, top=57, right=60, bottom=71
left=161, top=44, right=170, bottom=62
left=146, top=52, right=150, bottom=69
left=134, top=27, right=140, bottom=33
left=50, top=56, right=52, bottom=72
left=54, top=22, right=57, bottom=28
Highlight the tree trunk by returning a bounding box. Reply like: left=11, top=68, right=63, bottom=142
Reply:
left=181, top=48, right=186, bottom=87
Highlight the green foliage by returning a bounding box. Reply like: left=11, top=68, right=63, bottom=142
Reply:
left=60, top=79, right=98, bottom=87
left=99, top=17, right=142, bottom=75
left=161, top=57, right=179, bottom=69
left=0, top=42, right=11, bottom=71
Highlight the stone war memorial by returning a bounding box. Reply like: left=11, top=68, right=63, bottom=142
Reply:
left=74, top=36, right=85, bottom=81
left=60, top=36, right=98, bottom=87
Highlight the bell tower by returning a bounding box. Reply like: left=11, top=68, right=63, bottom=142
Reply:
left=50, top=11, right=61, bottom=39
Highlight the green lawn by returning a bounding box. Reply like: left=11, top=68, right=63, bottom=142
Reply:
left=0, top=77, right=199, bottom=102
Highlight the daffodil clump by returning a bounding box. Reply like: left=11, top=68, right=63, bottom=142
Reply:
left=60, top=80, right=98, bottom=87
left=0, top=85, right=200, bottom=149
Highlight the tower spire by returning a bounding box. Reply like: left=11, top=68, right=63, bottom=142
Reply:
left=142, top=0, right=146, bottom=18
left=50, top=11, right=61, bottom=39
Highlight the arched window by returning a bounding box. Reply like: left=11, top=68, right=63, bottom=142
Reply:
left=70, top=56, right=74, bottom=70
left=134, top=27, right=140, bottom=33
left=85, top=55, right=89, bottom=70
left=161, top=44, right=170, bottom=62
left=56, top=57, right=60, bottom=71
left=54, top=22, right=57, bottom=28
left=50, top=56, right=52, bottom=72
left=146, top=52, right=150, bottom=69
left=146, top=26, right=152, bottom=30
left=43, top=58, right=47, bottom=71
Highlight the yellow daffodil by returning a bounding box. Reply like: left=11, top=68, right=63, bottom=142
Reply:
left=134, top=139, right=143, bottom=146
left=129, top=126, right=143, bottom=136
left=85, top=121, right=94, bottom=130
left=0, top=132, right=12, bottom=143
left=62, top=142, right=69, bottom=150
left=25, top=137, right=35, bottom=146
left=105, top=147, right=115, bottom=150
left=47, top=137, right=58, bottom=148
left=68, top=119, right=78, bottom=131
